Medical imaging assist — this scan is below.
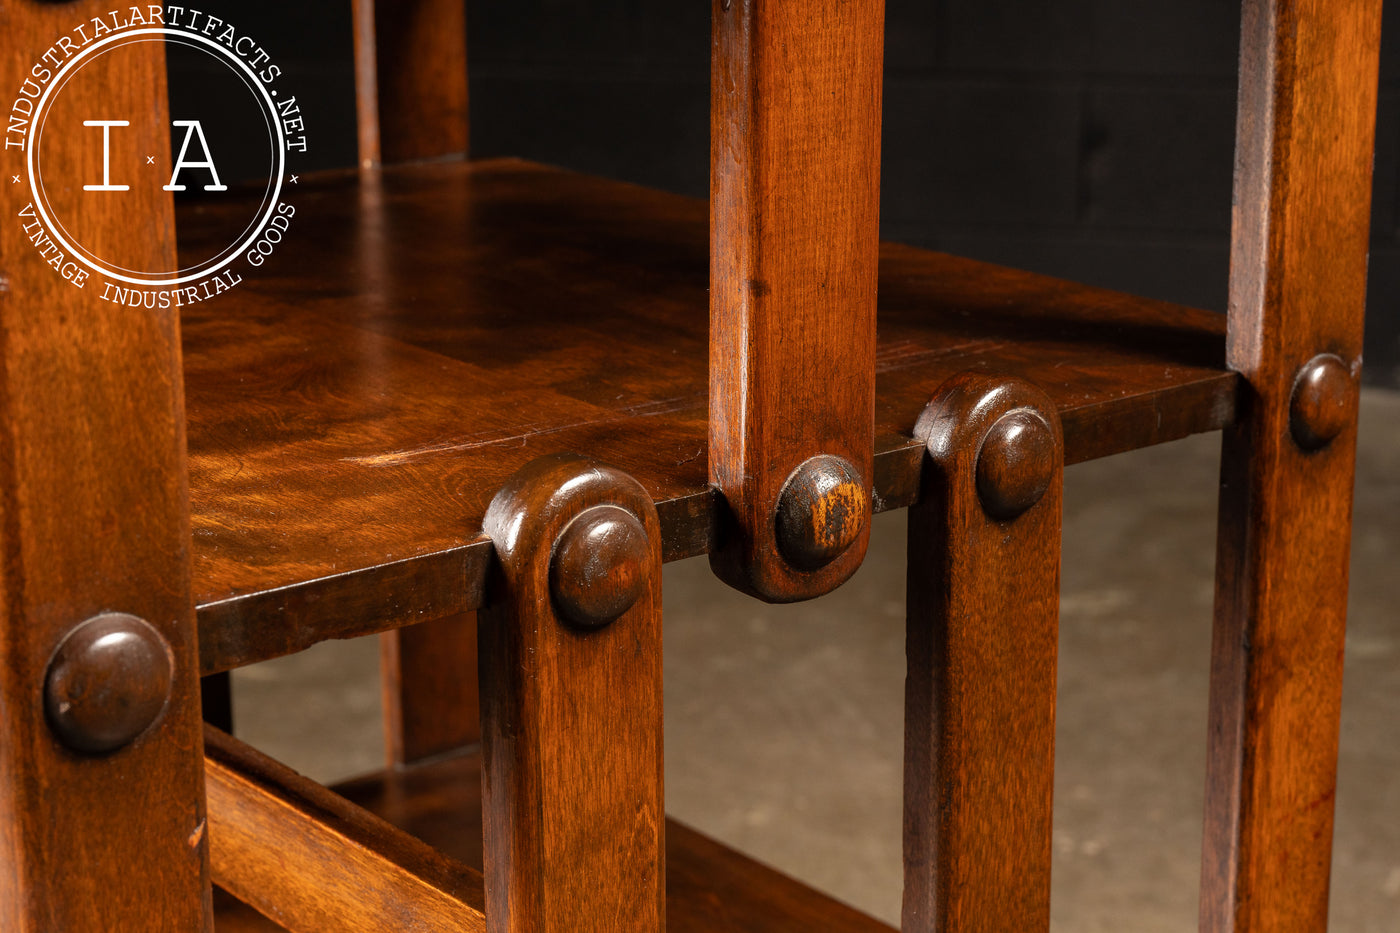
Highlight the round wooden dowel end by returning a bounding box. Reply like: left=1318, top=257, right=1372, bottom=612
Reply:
left=550, top=505, right=651, bottom=630
left=44, top=613, right=174, bottom=755
left=775, top=455, right=869, bottom=572
left=1290, top=354, right=1354, bottom=451
left=976, top=408, right=1056, bottom=521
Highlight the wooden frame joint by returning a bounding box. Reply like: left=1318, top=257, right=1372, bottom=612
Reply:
left=479, top=454, right=665, bottom=933
left=903, top=372, right=1063, bottom=933
left=1288, top=353, right=1358, bottom=452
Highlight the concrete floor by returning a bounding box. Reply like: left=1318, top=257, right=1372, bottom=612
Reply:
left=232, top=389, right=1400, bottom=931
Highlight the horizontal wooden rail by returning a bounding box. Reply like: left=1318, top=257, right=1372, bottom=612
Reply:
left=204, top=726, right=486, bottom=933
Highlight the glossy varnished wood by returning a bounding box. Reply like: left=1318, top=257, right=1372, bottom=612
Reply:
left=1202, top=1, right=1382, bottom=931
left=353, top=0, right=469, bottom=167
left=903, top=375, right=1063, bottom=933
left=1, top=5, right=210, bottom=929
left=478, top=455, right=664, bottom=933
left=180, top=159, right=1235, bottom=673
left=205, top=726, right=486, bottom=932
left=708, top=0, right=885, bottom=600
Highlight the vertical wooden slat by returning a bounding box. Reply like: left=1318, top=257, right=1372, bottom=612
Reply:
left=353, top=0, right=469, bottom=167
left=1202, top=1, right=1382, bottom=931
left=381, top=612, right=481, bottom=767
left=357, top=0, right=477, bottom=764
left=351, top=0, right=383, bottom=168
left=0, top=4, right=210, bottom=930
left=903, top=374, right=1063, bottom=933
left=355, top=0, right=476, bottom=763
left=479, top=455, right=665, bottom=933
left=708, top=0, right=885, bottom=602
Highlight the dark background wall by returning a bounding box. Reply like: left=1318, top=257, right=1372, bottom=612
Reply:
left=180, top=2, right=1400, bottom=387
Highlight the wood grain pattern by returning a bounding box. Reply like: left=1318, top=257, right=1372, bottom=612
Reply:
left=708, top=0, right=885, bottom=601
left=381, top=612, right=481, bottom=766
left=0, top=5, right=210, bottom=929
left=478, top=455, right=665, bottom=933
left=205, top=726, right=486, bottom=932
left=353, top=0, right=469, bottom=167
left=351, top=0, right=382, bottom=168
left=178, top=159, right=1236, bottom=673
left=903, top=375, right=1063, bottom=933
left=1201, top=1, right=1382, bottom=931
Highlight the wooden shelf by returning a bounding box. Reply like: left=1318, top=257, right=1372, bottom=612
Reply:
left=183, top=158, right=1235, bottom=673
left=211, top=749, right=895, bottom=933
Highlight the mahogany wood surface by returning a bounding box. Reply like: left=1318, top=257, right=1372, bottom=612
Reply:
left=903, top=376, right=1063, bottom=933
left=1201, top=1, right=1382, bottom=931
left=206, top=726, right=486, bottom=932
left=477, top=455, right=665, bottom=933
left=708, top=0, right=884, bottom=601
left=181, top=159, right=1235, bottom=674
left=1, top=5, right=211, bottom=929
left=352, top=0, right=469, bottom=167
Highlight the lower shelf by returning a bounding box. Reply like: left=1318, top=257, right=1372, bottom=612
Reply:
left=214, top=748, right=893, bottom=932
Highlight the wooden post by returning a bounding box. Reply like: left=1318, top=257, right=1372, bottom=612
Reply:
left=903, top=374, right=1063, bottom=933
left=708, top=0, right=885, bottom=602
left=0, top=4, right=210, bottom=929
left=381, top=612, right=481, bottom=767
left=353, top=0, right=470, bottom=168
left=1202, top=1, right=1382, bottom=930
left=353, top=0, right=477, bottom=763
left=478, top=455, right=665, bottom=933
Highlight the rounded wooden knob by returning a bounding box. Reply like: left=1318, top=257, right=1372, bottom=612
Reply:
left=976, top=409, right=1055, bottom=520
left=44, top=613, right=174, bottom=755
left=1290, top=354, right=1353, bottom=451
left=550, top=505, right=651, bottom=629
left=775, top=455, right=869, bottom=572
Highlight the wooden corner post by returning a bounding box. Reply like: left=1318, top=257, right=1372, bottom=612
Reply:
left=353, top=0, right=470, bottom=168
left=1202, top=1, right=1383, bottom=930
left=709, top=0, right=885, bottom=602
left=479, top=455, right=665, bottom=933
left=355, top=0, right=477, bottom=765
left=1, top=3, right=210, bottom=929
left=903, top=374, right=1063, bottom=933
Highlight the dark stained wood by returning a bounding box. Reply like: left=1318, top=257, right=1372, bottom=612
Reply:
left=353, top=0, right=469, bottom=167
left=1201, top=1, right=1382, bottom=931
left=381, top=612, right=480, bottom=767
left=478, top=455, right=665, bottom=933
left=708, top=0, right=885, bottom=601
left=903, top=375, right=1062, bottom=933
left=0, top=6, right=210, bottom=929
left=351, top=0, right=382, bottom=169
left=179, top=159, right=1236, bottom=673
left=333, top=750, right=896, bottom=933
left=44, top=614, right=176, bottom=755
left=205, top=726, right=486, bottom=932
